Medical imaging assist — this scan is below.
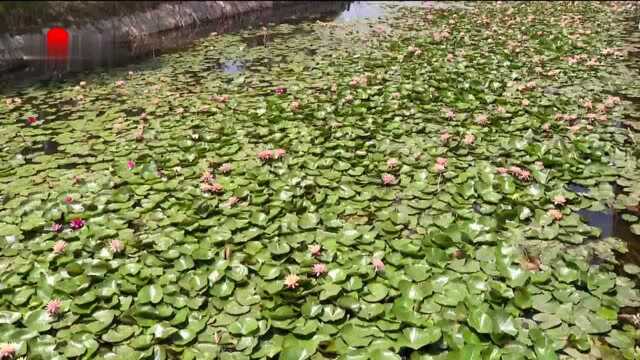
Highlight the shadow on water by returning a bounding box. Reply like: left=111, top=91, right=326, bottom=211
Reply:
left=569, top=181, right=640, bottom=266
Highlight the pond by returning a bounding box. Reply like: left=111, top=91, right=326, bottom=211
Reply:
left=1, top=2, right=640, bottom=359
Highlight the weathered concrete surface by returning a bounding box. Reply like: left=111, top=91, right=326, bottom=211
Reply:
left=0, top=1, right=295, bottom=73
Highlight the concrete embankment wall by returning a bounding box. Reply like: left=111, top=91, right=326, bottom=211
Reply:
left=0, top=1, right=296, bottom=73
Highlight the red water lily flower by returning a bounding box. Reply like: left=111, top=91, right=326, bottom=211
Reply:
left=127, top=160, right=135, bottom=170
left=274, top=87, right=287, bottom=95
left=26, top=115, right=38, bottom=125
left=70, top=218, right=86, bottom=230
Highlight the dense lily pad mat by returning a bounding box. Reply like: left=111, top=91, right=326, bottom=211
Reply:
left=1, top=1, right=640, bottom=359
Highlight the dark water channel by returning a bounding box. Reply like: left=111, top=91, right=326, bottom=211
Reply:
left=567, top=181, right=640, bottom=267
left=0, top=1, right=411, bottom=86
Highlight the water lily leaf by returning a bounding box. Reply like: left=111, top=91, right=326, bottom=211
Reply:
left=299, top=213, right=319, bottom=229
left=468, top=308, right=493, bottom=334
left=151, top=322, right=178, bottom=340
left=575, top=313, right=611, bottom=334
left=138, top=284, right=163, bottom=304
left=228, top=317, right=259, bottom=336
left=397, top=327, right=441, bottom=350
left=363, top=283, right=389, bottom=302
left=320, top=283, right=342, bottom=301
left=102, top=325, right=136, bottom=343
left=0, top=311, right=21, bottom=324
left=320, top=305, right=345, bottom=322
left=279, top=338, right=317, bottom=360
left=22, top=310, right=52, bottom=332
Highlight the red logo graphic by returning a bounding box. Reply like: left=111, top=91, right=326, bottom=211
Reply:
left=46, top=27, right=69, bottom=60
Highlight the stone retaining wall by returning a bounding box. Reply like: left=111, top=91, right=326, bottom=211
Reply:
left=0, top=1, right=297, bottom=73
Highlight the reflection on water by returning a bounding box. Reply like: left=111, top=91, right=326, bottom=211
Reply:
left=334, top=2, right=387, bottom=22
left=569, top=181, right=640, bottom=265
left=579, top=208, right=640, bottom=265
left=219, top=60, right=245, bottom=74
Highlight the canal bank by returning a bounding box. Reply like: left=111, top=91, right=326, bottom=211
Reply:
left=0, top=1, right=343, bottom=78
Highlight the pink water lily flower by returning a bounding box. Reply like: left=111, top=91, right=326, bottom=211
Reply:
left=218, top=163, right=232, bottom=174
left=258, top=150, right=273, bottom=161
left=583, top=100, right=593, bottom=109
left=444, top=108, right=455, bottom=119
left=110, top=239, right=124, bottom=253
left=274, top=149, right=286, bottom=159
left=0, top=343, right=15, bottom=359
left=127, top=160, right=135, bottom=170
left=202, top=183, right=224, bottom=193
left=606, top=95, right=621, bottom=106
left=553, top=195, right=567, bottom=206
left=312, top=263, right=327, bottom=277
left=227, top=196, right=240, bottom=207
left=51, top=223, right=63, bottom=233
left=53, top=240, right=67, bottom=254
left=548, top=209, right=563, bottom=221
left=382, top=174, right=396, bottom=186
left=434, top=163, right=446, bottom=173
left=516, top=169, right=531, bottom=181
left=463, top=133, right=475, bottom=145
left=542, top=123, right=551, bottom=132
left=436, top=157, right=448, bottom=166
left=440, top=131, right=452, bottom=143
left=475, top=114, right=489, bottom=125
left=284, top=274, right=300, bottom=289
left=568, top=124, right=581, bottom=133
left=372, top=258, right=385, bottom=272
left=387, top=158, right=399, bottom=170
left=64, top=195, right=73, bottom=204
left=309, top=244, right=321, bottom=256
left=115, top=80, right=126, bottom=87
left=201, top=170, right=214, bottom=183
left=70, top=218, right=86, bottom=230
left=496, top=167, right=509, bottom=175
left=213, top=95, right=230, bottom=103
left=46, top=299, right=62, bottom=316
left=274, top=87, right=287, bottom=95
left=290, top=100, right=300, bottom=111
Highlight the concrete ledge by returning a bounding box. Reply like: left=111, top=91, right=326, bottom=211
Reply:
left=0, top=1, right=276, bottom=73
